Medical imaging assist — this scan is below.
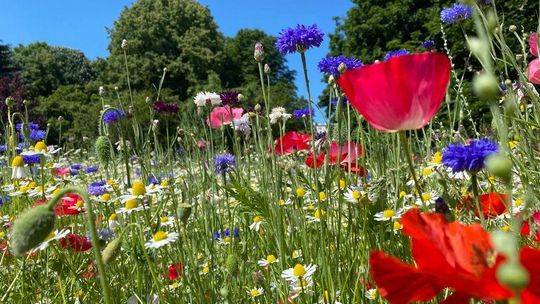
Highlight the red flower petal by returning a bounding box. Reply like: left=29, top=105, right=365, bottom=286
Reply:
left=274, top=131, right=311, bottom=155
left=530, top=32, right=538, bottom=57
left=528, top=59, right=540, bottom=85
left=59, top=234, right=92, bottom=252
left=337, top=52, right=450, bottom=131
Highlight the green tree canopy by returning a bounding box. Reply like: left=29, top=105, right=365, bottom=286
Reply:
left=13, top=42, right=96, bottom=98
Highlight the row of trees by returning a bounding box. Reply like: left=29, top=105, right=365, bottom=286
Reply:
left=1, top=0, right=298, bottom=143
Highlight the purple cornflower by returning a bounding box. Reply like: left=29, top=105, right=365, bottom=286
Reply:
left=442, top=138, right=498, bottom=172
left=214, top=153, right=235, bottom=174
left=275, top=24, right=324, bottom=54
left=421, top=40, right=435, bottom=50
left=152, top=101, right=179, bottom=114
left=23, top=154, right=41, bottom=165
left=317, top=56, right=363, bottom=76
left=87, top=184, right=107, bottom=196
left=103, top=109, right=125, bottom=124
left=29, top=129, right=46, bottom=141
left=0, top=145, right=6, bottom=153
left=16, top=121, right=39, bottom=132
left=86, top=166, right=99, bottom=173
left=71, top=164, right=82, bottom=170
left=219, top=91, right=240, bottom=106
left=293, top=108, right=313, bottom=119
left=384, top=49, right=410, bottom=61
left=149, top=175, right=159, bottom=185
left=440, top=3, right=473, bottom=25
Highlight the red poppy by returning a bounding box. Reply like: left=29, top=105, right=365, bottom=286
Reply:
left=207, top=105, right=243, bottom=129
left=83, top=262, right=97, bottom=279
left=521, top=212, right=540, bottom=242
left=34, top=196, right=84, bottom=217
left=168, top=262, right=184, bottom=280
left=337, top=52, right=451, bottom=131
left=528, top=59, right=540, bottom=84
left=479, top=193, right=507, bottom=218
left=274, top=131, right=311, bottom=155
left=59, top=233, right=92, bottom=252
left=530, top=32, right=538, bottom=57
left=305, top=141, right=365, bottom=176
left=369, top=208, right=511, bottom=303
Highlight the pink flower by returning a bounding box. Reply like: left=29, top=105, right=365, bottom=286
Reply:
left=207, top=105, right=243, bottom=129
left=53, top=167, right=71, bottom=176
left=337, top=52, right=451, bottom=131
left=528, top=59, right=540, bottom=84
left=530, top=32, right=538, bottom=57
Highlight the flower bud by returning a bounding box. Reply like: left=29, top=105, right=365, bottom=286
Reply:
left=121, top=39, right=128, bottom=50
left=10, top=205, right=56, bottom=256
left=509, top=25, right=517, bottom=33
left=225, top=254, right=240, bottom=276
left=237, top=93, right=245, bottom=102
left=99, top=86, right=105, bottom=96
left=176, top=203, right=192, bottom=224
left=338, top=62, right=347, bottom=74
left=145, top=97, right=151, bottom=104
left=5, top=97, right=14, bottom=107
left=254, top=104, right=262, bottom=112
left=486, top=154, right=513, bottom=183
left=95, top=136, right=112, bottom=166
left=264, top=64, right=271, bottom=74
left=102, top=238, right=122, bottom=264
left=327, top=75, right=335, bottom=85
left=497, top=262, right=530, bottom=291
left=22, top=99, right=29, bottom=105
left=473, top=72, right=500, bottom=101
left=254, top=42, right=264, bottom=62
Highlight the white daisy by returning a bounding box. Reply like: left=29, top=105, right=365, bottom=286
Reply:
left=248, top=287, right=264, bottom=298
left=193, top=91, right=221, bottom=107
left=374, top=208, right=404, bottom=221
left=415, top=192, right=437, bottom=206
left=144, top=231, right=179, bottom=249
left=257, top=254, right=279, bottom=267
left=269, top=107, right=292, bottom=124
left=34, top=229, right=71, bottom=251
left=281, top=263, right=317, bottom=282
left=249, top=216, right=264, bottom=231
left=344, top=187, right=365, bottom=204
left=365, top=288, right=378, bottom=300
left=159, top=216, right=176, bottom=227
left=115, top=199, right=145, bottom=214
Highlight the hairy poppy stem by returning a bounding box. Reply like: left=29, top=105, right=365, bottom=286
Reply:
left=399, top=131, right=424, bottom=205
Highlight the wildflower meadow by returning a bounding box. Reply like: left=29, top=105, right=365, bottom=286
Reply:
left=2, top=0, right=540, bottom=303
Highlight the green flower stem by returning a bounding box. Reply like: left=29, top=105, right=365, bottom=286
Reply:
left=399, top=131, right=424, bottom=205
left=47, top=187, right=112, bottom=304
left=471, top=173, right=486, bottom=227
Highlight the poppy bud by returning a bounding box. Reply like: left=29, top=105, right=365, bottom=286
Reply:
left=509, top=25, right=517, bottom=33
left=486, top=154, right=512, bottom=183
left=338, top=62, right=347, bottom=74
left=176, top=203, right=192, bottom=224
left=10, top=205, right=56, bottom=256
left=264, top=64, right=271, bottom=74
left=102, top=238, right=122, bottom=265
left=497, top=262, right=529, bottom=291
left=473, top=72, right=500, bottom=101
left=5, top=97, right=14, bottom=107
left=95, top=136, right=112, bottom=166
left=226, top=254, right=239, bottom=276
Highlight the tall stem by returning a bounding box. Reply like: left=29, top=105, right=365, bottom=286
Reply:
left=399, top=131, right=424, bottom=205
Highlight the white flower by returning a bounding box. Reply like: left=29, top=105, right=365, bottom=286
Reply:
left=115, top=199, right=145, bottom=214
left=232, top=115, right=251, bottom=136
left=344, top=187, right=365, bottom=204
left=365, top=288, right=378, bottom=300
left=145, top=231, right=179, bottom=249
left=248, top=287, right=264, bottom=298
left=193, top=91, right=221, bottom=107
left=257, top=254, right=279, bottom=267
left=415, top=192, right=437, bottom=206
left=159, top=216, right=176, bottom=227
left=374, top=208, right=404, bottom=221
left=269, top=107, right=292, bottom=124
left=249, top=216, right=264, bottom=231
left=281, top=263, right=317, bottom=282
left=34, top=229, right=71, bottom=252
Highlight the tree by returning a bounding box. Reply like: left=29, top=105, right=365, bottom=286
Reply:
left=0, top=41, right=15, bottom=77
left=102, top=0, right=225, bottom=101
left=13, top=42, right=96, bottom=98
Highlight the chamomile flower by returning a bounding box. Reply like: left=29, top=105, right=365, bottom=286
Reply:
left=374, top=209, right=404, bottom=221
left=34, top=229, right=71, bottom=251
left=145, top=230, right=179, bottom=249
left=278, top=198, right=293, bottom=206
left=344, top=187, right=365, bottom=204
left=257, top=254, right=279, bottom=267
left=20, top=141, right=61, bottom=157
left=415, top=192, right=437, bottom=206
left=159, top=216, right=176, bottom=227
left=365, top=288, right=378, bottom=300
left=292, top=249, right=302, bottom=259
left=11, top=156, right=29, bottom=179
left=118, top=181, right=148, bottom=203
left=248, top=287, right=264, bottom=298
left=249, top=216, right=264, bottom=231
left=306, top=208, right=325, bottom=223
left=108, top=213, right=120, bottom=230
left=115, top=199, right=144, bottom=214
left=281, top=263, right=317, bottom=282
left=199, top=261, right=211, bottom=275
left=290, top=276, right=314, bottom=292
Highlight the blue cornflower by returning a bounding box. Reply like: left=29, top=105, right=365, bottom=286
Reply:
left=421, top=40, right=435, bottom=50
left=23, top=154, right=41, bottom=165
left=87, top=228, right=114, bottom=241
left=70, top=170, right=79, bottom=176
left=275, top=24, right=324, bottom=54
left=384, top=49, right=410, bottom=61
left=213, top=231, right=221, bottom=241
left=149, top=175, right=159, bottom=185
left=214, top=153, right=235, bottom=174
left=440, top=3, right=473, bottom=25
left=87, top=183, right=107, bottom=196
left=317, top=56, right=363, bottom=76
left=293, top=108, right=313, bottom=119
left=86, top=166, right=99, bottom=173
left=71, top=164, right=82, bottom=170
left=29, top=129, right=46, bottom=141
left=0, top=145, right=6, bottom=153
left=332, top=96, right=348, bottom=108
left=442, top=139, right=498, bottom=173
left=103, top=109, right=125, bottom=124
left=176, top=147, right=185, bottom=155
left=16, top=121, right=39, bottom=132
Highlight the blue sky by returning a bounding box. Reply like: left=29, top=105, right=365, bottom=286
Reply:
left=0, top=0, right=354, bottom=121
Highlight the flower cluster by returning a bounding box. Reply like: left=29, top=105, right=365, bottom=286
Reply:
left=442, top=138, right=498, bottom=172
left=317, top=56, right=363, bottom=76
left=275, top=24, right=324, bottom=54
left=440, top=3, right=473, bottom=25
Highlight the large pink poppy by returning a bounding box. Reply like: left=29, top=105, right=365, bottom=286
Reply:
left=337, top=52, right=451, bottom=131
left=528, top=59, right=540, bottom=84
left=207, top=105, right=243, bottom=129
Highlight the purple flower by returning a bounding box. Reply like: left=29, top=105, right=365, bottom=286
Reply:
left=442, top=139, right=498, bottom=172
left=219, top=91, right=240, bottom=106
left=317, top=56, right=363, bottom=76
left=275, top=24, right=324, bottom=54
left=214, top=153, right=235, bottom=174
left=152, top=101, right=179, bottom=114
left=85, top=166, right=99, bottom=173
left=293, top=108, right=313, bottom=119
left=71, top=164, right=82, bottom=170
left=29, top=129, right=46, bottom=141
left=421, top=40, right=435, bottom=50
left=384, top=49, right=410, bottom=61
left=87, top=185, right=107, bottom=196
left=23, top=154, right=41, bottom=165
left=103, top=109, right=125, bottom=124
left=440, top=3, right=473, bottom=25
left=16, top=121, right=39, bottom=132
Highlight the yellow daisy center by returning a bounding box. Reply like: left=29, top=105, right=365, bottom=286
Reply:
left=250, top=289, right=260, bottom=296
left=393, top=221, right=402, bottom=230
left=253, top=216, right=262, bottom=223
left=11, top=156, right=24, bottom=167
left=383, top=209, right=396, bottom=218
left=75, top=201, right=84, bottom=209
left=314, top=209, right=325, bottom=219
left=160, top=216, right=169, bottom=223
left=160, top=180, right=169, bottom=187
left=266, top=255, right=277, bottom=263
left=202, top=266, right=209, bottom=274
left=352, top=190, right=361, bottom=200
left=132, top=181, right=146, bottom=196
left=109, top=213, right=117, bottom=221
left=153, top=231, right=168, bottom=241
left=34, top=141, right=47, bottom=152
left=422, top=168, right=432, bottom=176
left=28, top=181, right=37, bottom=188
left=125, top=199, right=138, bottom=209
left=515, top=198, right=523, bottom=207
left=399, top=191, right=407, bottom=198
left=101, top=193, right=111, bottom=201
left=52, top=188, right=61, bottom=196
left=339, top=179, right=346, bottom=189
left=278, top=199, right=285, bottom=205
left=19, top=186, right=30, bottom=193
left=421, top=193, right=432, bottom=201
left=293, top=263, right=306, bottom=277
left=432, top=151, right=442, bottom=164
left=318, top=191, right=326, bottom=201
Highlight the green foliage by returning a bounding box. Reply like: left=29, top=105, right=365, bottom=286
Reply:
left=13, top=42, right=96, bottom=98
left=0, top=41, right=15, bottom=77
